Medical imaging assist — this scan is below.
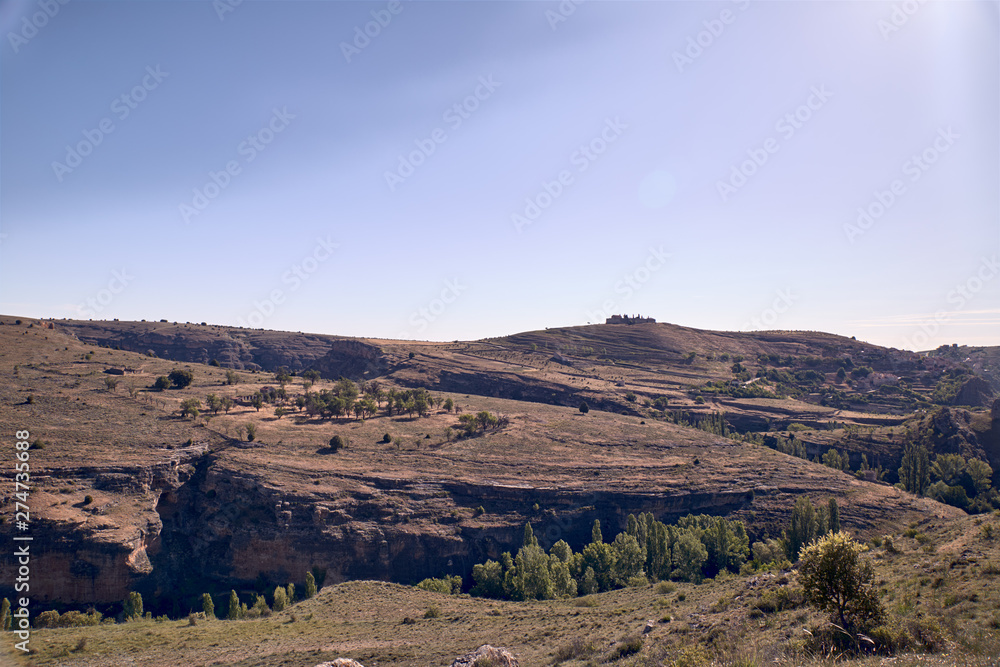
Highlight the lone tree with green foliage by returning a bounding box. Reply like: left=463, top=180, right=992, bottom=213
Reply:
left=153, top=375, right=171, bottom=391
left=272, top=585, right=288, bottom=612
left=305, top=572, right=317, bottom=599
left=227, top=590, right=241, bottom=620
left=898, top=442, right=930, bottom=495
left=828, top=498, right=840, bottom=534
left=206, top=393, right=223, bottom=414
left=123, top=591, right=143, bottom=621
left=798, top=532, right=886, bottom=632
left=672, top=531, right=707, bottom=583
left=180, top=398, right=201, bottom=420
left=202, top=593, right=215, bottom=619
left=169, top=368, right=194, bottom=389
left=788, top=496, right=817, bottom=561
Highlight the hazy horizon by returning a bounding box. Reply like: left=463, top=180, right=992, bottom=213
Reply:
left=2, top=1, right=998, bottom=351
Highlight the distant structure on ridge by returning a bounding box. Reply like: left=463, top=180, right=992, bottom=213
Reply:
left=605, top=314, right=655, bottom=324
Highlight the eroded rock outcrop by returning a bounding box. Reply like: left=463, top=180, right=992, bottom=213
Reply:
left=451, top=645, right=519, bottom=667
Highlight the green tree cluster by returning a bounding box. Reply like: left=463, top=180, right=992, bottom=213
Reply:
left=786, top=496, right=841, bottom=561
left=469, top=513, right=750, bottom=601
left=898, top=442, right=930, bottom=496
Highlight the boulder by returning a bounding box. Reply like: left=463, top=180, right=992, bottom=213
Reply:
left=314, top=660, right=366, bottom=667
left=451, top=645, right=519, bottom=667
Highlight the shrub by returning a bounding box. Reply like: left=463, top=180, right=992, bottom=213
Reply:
left=272, top=586, right=287, bottom=612
left=382, top=433, right=392, bottom=443
left=609, top=635, right=643, bottom=661
left=552, top=637, right=596, bottom=664
left=753, top=587, right=805, bottom=614
left=578, top=401, right=589, bottom=414
left=245, top=423, right=256, bottom=442
left=202, top=593, right=215, bottom=618
left=423, top=605, right=440, bottom=619
left=328, top=435, right=347, bottom=452
left=153, top=376, right=171, bottom=391
left=123, top=591, right=143, bottom=621
left=34, top=610, right=60, bottom=628
left=246, top=595, right=270, bottom=618
left=416, top=575, right=462, bottom=595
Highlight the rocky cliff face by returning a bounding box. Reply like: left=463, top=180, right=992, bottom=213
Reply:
left=953, top=376, right=996, bottom=408
left=140, top=453, right=759, bottom=612
left=56, top=321, right=389, bottom=378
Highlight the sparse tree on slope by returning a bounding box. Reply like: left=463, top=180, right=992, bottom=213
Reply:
left=798, top=532, right=885, bottom=632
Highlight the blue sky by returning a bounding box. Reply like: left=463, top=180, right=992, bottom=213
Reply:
left=1, top=0, right=997, bottom=349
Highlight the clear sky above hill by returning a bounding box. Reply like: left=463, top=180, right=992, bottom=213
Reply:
left=1, top=0, right=997, bottom=349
